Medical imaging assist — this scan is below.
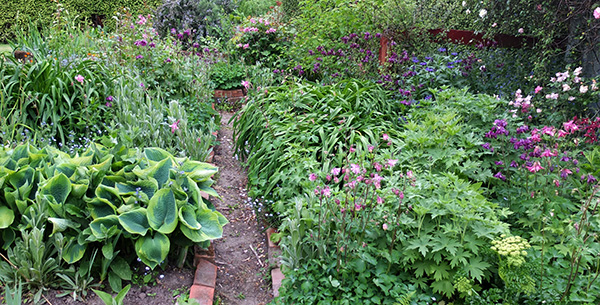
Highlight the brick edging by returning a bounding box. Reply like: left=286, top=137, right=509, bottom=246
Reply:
left=266, top=228, right=284, bottom=298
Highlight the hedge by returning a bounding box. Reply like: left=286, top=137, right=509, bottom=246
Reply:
left=0, top=0, right=163, bottom=43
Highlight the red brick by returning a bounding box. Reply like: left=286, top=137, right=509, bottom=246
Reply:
left=200, top=191, right=210, bottom=200
left=271, top=268, right=284, bottom=297
left=189, top=284, right=214, bottom=305
left=194, top=259, right=217, bottom=288
left=194, top=243, right=215, bottom=265
left=266, top=227, right=279, bottom=248
left=206, top=150, right=215, bottom=163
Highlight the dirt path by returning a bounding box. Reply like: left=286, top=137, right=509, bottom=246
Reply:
left=211, top=112, right=273, bottom=305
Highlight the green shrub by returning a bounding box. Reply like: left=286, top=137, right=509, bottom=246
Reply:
left=209, top=61, right=247, bottom=90
left=0, top=0, right=162, bottom=43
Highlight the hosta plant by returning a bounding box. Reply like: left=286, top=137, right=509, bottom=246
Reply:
left=0, top=143, right=227, bottom=290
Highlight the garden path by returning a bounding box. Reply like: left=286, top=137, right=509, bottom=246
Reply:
left=211, top=112, right=273, bottom=305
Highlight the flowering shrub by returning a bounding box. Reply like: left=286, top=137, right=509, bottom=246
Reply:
left=230, top=11, right=290, bottom=66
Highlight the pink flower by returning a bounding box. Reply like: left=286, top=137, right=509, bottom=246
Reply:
left=331, top=168, right=341, bottom=176
left=382, top=133, right=389, bottom=141
left=170, top=119, right=180, bottom=133
left=321, top=186, right=331, bottom=198
left=309, top=173, right=317, bottom=181
left=387, top=159, right=398, bottom=168
left=197, top=137, right=202, bottom=143
left=74, top=75, right=85, bottom=84
left=350, top=164, right=361, bottom=174
left=243, top=43, right=249, bottom=49
left=376, top=196, right=384, bottom=204
left=534, top=86, right=543, bottom=94
left=594, top=7, right=600, bottom=19
left=373, top=162, right=383, bottom=172
left=518, top=28, right=524, bottom=34
left=563, top=120, right=579, bottom=133
left=372, top=174, right=383, bottom=189
left=526, top=161, right=544, bottom=173
left=554, top=179, right=560, bottom=187
left=241, top=80, right=250, bottom=89
left=406, top=170, right=414, bottom=179
left=399, top=191, right=404, bottom=199
left=382, top=223, right=388, bottom=230
left=368, top=145, right=375, bottom=152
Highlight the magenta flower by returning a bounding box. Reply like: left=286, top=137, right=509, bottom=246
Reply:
left=563, top=120, right=579, bottom=133
left=526, top=161, right=544, bottom=173
left=382, top=133, right=389, bottom=141
left=350, top=164, right=361, bottom=175
left=534, top=86, right=543, bottom=94
left=372, top=174, right=383, bottom=189
left=387, top=159, right=398, bottom=168
left=376, top=196, right=384, bottom=204
left=382, top=223, right=388, bottom=230
left=197, top=137, right=202, bottom=143
left=170, top=119, right=180, bottom=133
left=331, top=168, right=341, bottom=176
left=594, top=7, right=600, bottom=19
left=241, top=80, right=250, bottom=89
left=368, top=145, right=375, bottom=152
left=309, top=173, right=317, bottom=181
left=321, top=186, right=331, bottom=198
left=74, top=75, right=84, bottom=84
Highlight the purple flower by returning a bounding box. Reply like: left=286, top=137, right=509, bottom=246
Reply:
left=135, top=55, right=143, bottom=59
left=510, top=161, right=518, bottom=168
left=438, top=47, right=447, bottom=52
left=149, top=42, right=156, bottom=48
left=134, top=39, right=147, bottom=46
left=587, top=174, right=597, bottom=184
left=494, top=172, right=506, bottom=181
left=495, top=161, right=504, bottom=166
left=308, top=50, right=314, bottom=55
left=105, top=101, right=112, bottom=107
left=106, top=96, right=114, bottom=102
left=171, top=28, right=177, bottom=34
left=481, top=143, right=494, bottom=151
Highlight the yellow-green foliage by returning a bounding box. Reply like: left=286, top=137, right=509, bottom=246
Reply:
left=0, top=0, right=162, bottom=43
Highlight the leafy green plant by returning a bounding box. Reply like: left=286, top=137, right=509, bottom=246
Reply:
left=0, top=143, right=227, bottom=296
left=2, top=280, right=22, bottom=305
left=56, top=250, right=100, bottom=301
left=93, top=284, right=131, bottom=305
left=209, top=61, right=247, bottom=90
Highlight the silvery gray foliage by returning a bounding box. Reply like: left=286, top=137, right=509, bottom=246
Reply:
left=153, top=0, right=235, bottom=43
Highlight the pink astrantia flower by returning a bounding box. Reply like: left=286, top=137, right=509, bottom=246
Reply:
left=75, top=75, right=84, bottom=84
left=309, top=173, right=317, bottom=181
left=170, top=120, right=180, bottom=133
left=526, top=161, right=544, bottom=173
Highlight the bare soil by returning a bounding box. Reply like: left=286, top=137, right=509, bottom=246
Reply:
left=211, top=112, right=273, bottom=305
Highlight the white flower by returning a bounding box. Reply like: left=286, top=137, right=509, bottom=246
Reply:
left=580, top=85, right=589, bottom=93
left=479, top=9, right=487, bottom=18
left=466, top=9, right=471, bottom=14
left=568, top=96, right=576, bottom=101
left=462, top=1, right=466, bottom=6
left=574, top=67, right=583, bottom=76
left=562, top=84, right=571, bottom=91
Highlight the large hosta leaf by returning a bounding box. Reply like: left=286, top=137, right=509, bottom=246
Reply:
left=119, top=208, right=150, bottom=235
left=133, top=158, right=172, bottom=187
left=144, top=147, right=172, bottom=162
left=39, top=173, right=72, bottom=205
left=134, top=232, right=170, bottom=270
left=180, top=161, right=218, bottom=182
left=63, top=238, right=86, bottom=264
left=90, top=215, right=121, bottom=239
left=178, top=205, right=201, bottom=230
left=147, top=189, right=178, bottom=234
left=0, top=206, right=15, bottom=229
left=180, top=208, right=226, bottom=243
